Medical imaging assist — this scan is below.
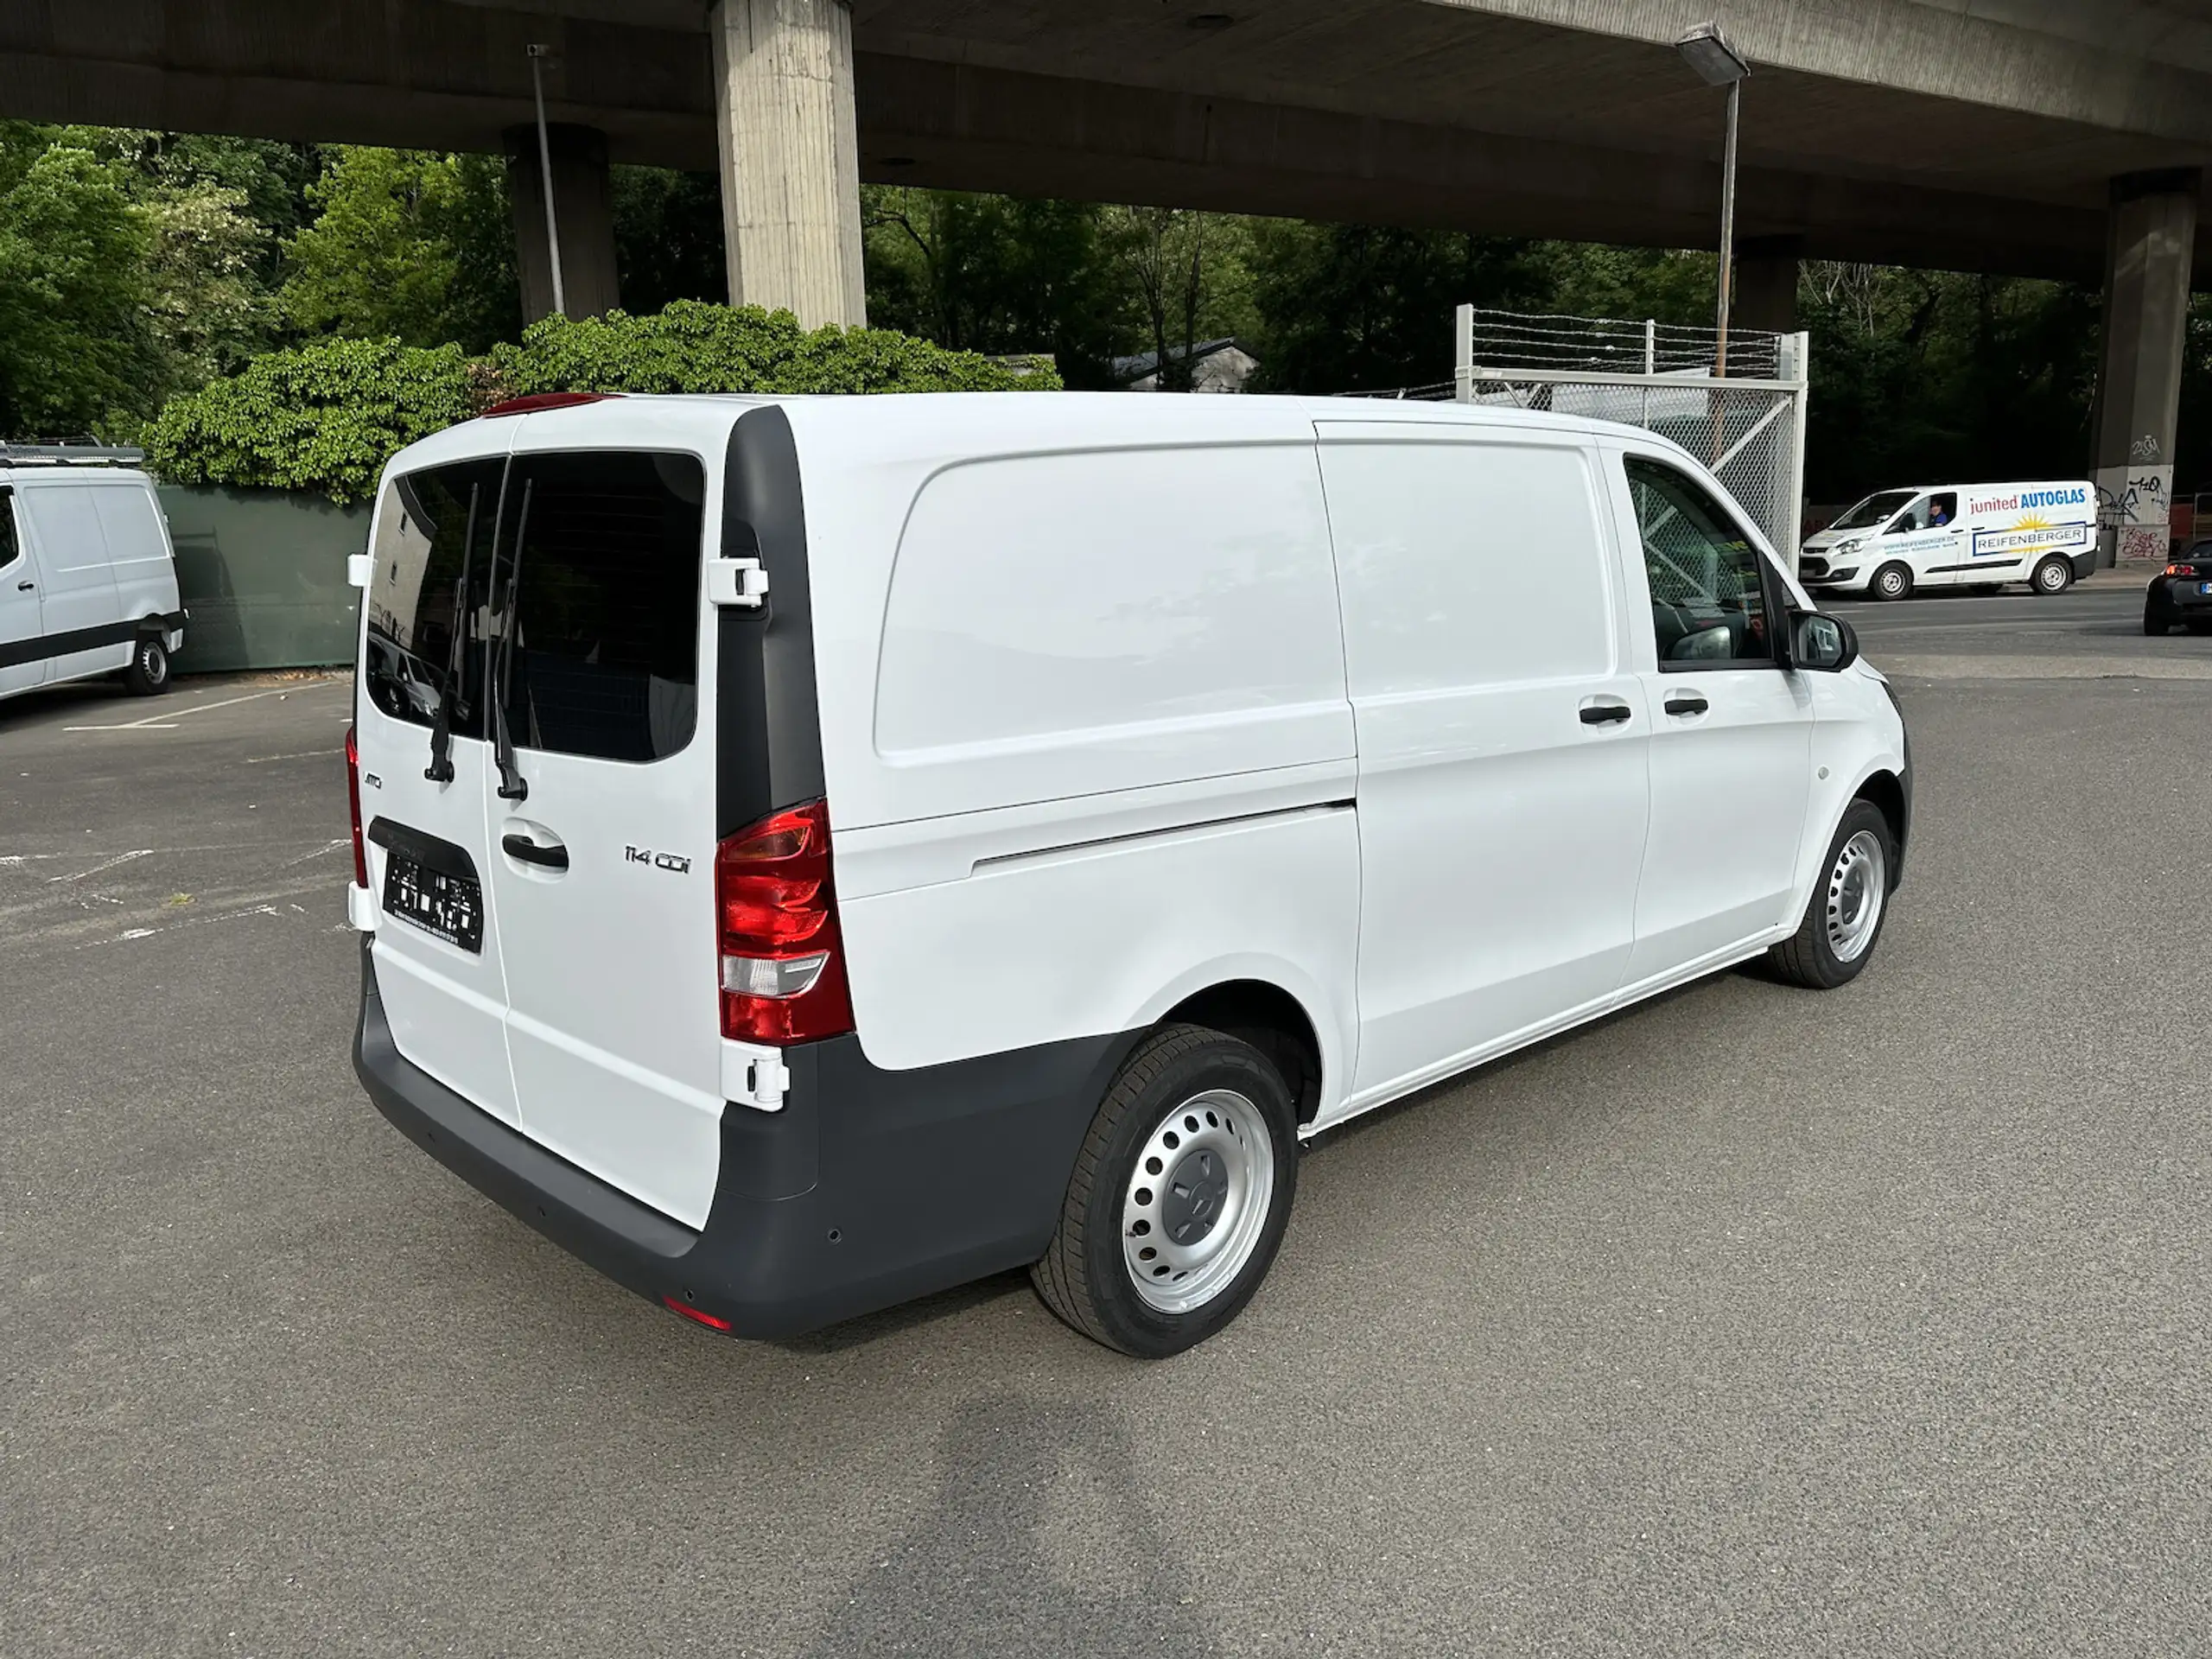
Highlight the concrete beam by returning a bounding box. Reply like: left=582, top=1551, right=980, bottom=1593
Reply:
left=1418, top=0, right=2212, bottom=145
left=2090, top=168, right=2200, bottom=562
left=709, top=0, right=867, bottom=328
left=855, top=55, right=2113, bottom=283
left=505, top=123, right=621, bottom=321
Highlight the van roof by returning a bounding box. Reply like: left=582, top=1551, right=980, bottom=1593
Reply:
left=380, top=390, right=1708, bottom=482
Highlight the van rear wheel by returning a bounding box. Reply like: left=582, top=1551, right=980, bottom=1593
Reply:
left=2031, top=556, right=2073, bottom=594
left=1871, top=563, right=1913, bottom=601
left=124, top=633, right=170, bottom=696
left=1032, top=1024, right=1298, bottom=1357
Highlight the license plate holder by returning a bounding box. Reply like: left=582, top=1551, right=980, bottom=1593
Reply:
left=383, top=852, right=484, bottom=953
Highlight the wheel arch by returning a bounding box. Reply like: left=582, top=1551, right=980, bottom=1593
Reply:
left=1136, top=966, right=1338, bottom=1126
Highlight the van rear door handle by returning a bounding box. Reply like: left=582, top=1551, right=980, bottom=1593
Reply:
left=501, top=832, right=569, bottom=871
left=1578, top=698, right=1633, bottom=726
left=1663, top=693, right=1710, bottom=716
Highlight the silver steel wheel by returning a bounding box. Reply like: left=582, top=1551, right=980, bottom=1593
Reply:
left=1875, top=566, right=1909, bottom=600
left=2035, top=558, right=2069, bottom=593
left=1121, top=1088, right=1276, bottom=1315
left=1825, top=829, right=1887, bottom=963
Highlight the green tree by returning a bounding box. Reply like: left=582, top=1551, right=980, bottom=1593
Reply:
left=279, top=147, right=518, bottom=352
left=0, top=140, right=154, bottom=435
left=1244, top=220, right=1553, bottom=394
left=864, top=188, right=1132, bottom=385
left=612, top=166, right=728, bottom=312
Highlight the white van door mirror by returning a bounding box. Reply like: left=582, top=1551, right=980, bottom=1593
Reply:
left=1789, top=610, right=1858, bottom=672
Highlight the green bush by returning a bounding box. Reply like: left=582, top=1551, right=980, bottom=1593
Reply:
left=140, top=334, right=478, bottom=505
left=143, top=302, right=1059, bottom=502
left=494, top=300, right=1059, bottom=397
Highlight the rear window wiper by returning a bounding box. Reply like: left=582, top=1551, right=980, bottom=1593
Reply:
left=490, top=479, right=531, bottom=803
left=423, top=482, right=481, bottom=784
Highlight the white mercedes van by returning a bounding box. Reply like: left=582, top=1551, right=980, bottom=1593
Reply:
left=0, top=448, right=187, bottom=702
left=1799, top=480, right=2097, bottom=599
left=347, top=391, right=1910, bottom=1357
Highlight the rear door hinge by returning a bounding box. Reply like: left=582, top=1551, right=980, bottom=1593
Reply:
left=737, top=1052, right=789, bottom=1111
left=707, top=556, right=768, bottom=608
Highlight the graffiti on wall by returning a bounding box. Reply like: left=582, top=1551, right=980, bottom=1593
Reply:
left=2097, top=458, right=2171, bottom=563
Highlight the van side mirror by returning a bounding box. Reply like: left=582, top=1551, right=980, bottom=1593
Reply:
left=1789, top=610, right=1858, bottom=673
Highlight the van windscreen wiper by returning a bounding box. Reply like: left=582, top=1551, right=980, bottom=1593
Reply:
left=422, top=482, right=481, bottom=784
left=490, top=479, right=531, bottom=803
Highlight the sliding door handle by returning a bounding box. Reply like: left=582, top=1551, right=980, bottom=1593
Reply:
left=1663, top=693, right=1710, bottom=716
left=1578, top=698, right=1633, bottom=727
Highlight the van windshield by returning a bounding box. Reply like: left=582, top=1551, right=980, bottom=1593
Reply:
left=1828, top=490, right=1916, bottom=531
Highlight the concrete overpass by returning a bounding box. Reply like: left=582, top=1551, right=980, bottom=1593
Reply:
left=5, top=0, right=2208, bottom=550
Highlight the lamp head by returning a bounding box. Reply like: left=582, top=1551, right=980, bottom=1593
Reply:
left=1676, top=22, right=1750, bottom=86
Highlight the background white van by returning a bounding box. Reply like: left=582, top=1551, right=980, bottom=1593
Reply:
left=0, top=449, right=187, bottom=702
left=348, top=392, right=1910, bottom=1357
left=1799, top=480, right=2097, bottom=599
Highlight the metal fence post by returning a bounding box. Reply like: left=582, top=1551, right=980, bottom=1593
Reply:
left=1454, top=303, right=1475, bottom=404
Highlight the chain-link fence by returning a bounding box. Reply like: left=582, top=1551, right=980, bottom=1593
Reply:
left=1338, top=308, right=1812, bottom=566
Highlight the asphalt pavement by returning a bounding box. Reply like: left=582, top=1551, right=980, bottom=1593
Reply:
left=4, top=615, right=2210, bottom=1657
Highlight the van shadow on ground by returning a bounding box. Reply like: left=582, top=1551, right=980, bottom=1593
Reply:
left=804, top=1396, right=1218, bottom=1658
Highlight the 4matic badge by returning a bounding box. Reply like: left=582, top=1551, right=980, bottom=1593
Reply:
left=625, top=845, right=692, bottom=874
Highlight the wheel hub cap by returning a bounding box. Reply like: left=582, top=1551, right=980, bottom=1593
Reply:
left=1825, top=829, right=1887, bottom=963
left=1161, top=1149, right=1230, bottom=1244
left=1121, top=1088, right=1277, bottom=1316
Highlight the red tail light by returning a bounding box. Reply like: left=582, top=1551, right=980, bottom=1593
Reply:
left=345, top=725, right=368, bottom=887
left=715, top=799, right=855, bottom=1045
left=2166, top=563, right=2202, bottom=576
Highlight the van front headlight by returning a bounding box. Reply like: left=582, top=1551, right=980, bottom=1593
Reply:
left=1832, top=537, right=1864, bottom=556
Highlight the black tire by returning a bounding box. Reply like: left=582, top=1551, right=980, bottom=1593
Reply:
left=2145, top=600, right=2171, bottom=636
left=123, top=632, right=171, bottom=696
left=1871, top=563, right=1914, bottom=601
left=1032, top=1024, right=1299, bottom=1358
left=2031, top=556, right=2072, bottom=595
left=1767, top=799, right=1897, bottom=990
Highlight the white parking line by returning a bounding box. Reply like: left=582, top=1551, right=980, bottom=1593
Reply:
left=64, top=681, right=341, bottom=733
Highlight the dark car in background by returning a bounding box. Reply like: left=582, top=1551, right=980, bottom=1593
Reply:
left=2145, top=542, right=2212, bottom=635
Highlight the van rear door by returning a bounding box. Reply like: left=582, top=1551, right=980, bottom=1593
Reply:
left=359, top=454, right=521, bottom=1127
left=478, top=442, right=723, bottom=1229
left=12, top=479, right=124, bottom=682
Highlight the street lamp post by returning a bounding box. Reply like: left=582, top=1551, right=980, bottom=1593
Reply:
left=1676, top=22, right=1751, bottom=377
left=526, top=43, right=567, bottom=318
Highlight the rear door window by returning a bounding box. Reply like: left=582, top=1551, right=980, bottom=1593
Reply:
left=0, top=488, right=20, bottom=574
left=364, top=459, right=505, bottom=735
left=493, top=451, right=706, bottom=764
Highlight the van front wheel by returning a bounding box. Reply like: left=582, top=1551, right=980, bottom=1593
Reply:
left=124, top=633, right=171, bottom=696
left=1033, top=1024, right=1298, bottom=1357
left=1871, top=563, right=1914, bottom=601
left=2031, top=556, right=2073, bottom=595
left=1768, top=800, right=1895, bottom=989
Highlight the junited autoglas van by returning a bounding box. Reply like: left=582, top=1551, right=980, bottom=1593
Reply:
left=0, top=447, right=186, bottom=702
left=1798, top=480, right=2097, bottom=599
left=347, top=391, right=1910, bottom=1357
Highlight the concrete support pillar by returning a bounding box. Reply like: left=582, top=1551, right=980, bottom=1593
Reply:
left=2091, top=168, right=2199, bottom=563
left=505, top=124, right=621, bottom=323
left=709, top=0, right=867, bottom=329
left=1732, top=234, right=1802, bottom=336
